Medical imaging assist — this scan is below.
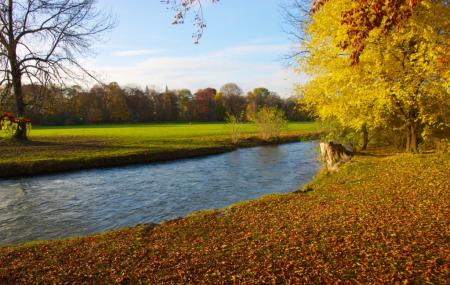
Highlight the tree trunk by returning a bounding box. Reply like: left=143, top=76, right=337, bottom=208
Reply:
left=320, top=142, right=353, bottom=172
left=405, top=124, right=418, bottom=153
left=7, top=0, right=27, bottom=141
left=406, top=130, right=411, bottom=152
left=409, top=124, right=418, bottom=153
left=361, top=123, right=369, bottom=150
left=12, top=68, right=27, bottom=140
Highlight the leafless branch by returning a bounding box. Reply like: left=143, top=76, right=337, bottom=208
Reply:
left=162, top=0, right=219, bottom=43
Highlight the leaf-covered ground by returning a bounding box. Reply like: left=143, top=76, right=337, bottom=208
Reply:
left=0, top=150, right=449, bottom=284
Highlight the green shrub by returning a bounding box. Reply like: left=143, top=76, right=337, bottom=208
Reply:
left=250, top=107, right=287, bottom=140
left=226, top=112, right=244, bottom=144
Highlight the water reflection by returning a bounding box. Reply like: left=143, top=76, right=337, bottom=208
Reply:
left=0, top=141, right=319, bottom=246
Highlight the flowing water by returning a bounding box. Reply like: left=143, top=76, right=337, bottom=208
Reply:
left=0, top=141, right=320, bottom=246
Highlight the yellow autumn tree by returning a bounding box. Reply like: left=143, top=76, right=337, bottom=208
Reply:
left=298, top=0, right=450, bottom=152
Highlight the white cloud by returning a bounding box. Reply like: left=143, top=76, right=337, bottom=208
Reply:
left=111, top=49, right=165, bottom=57
left=86, top=43, right=307, bottom=97
left=209, top=43, right=292, bottom=57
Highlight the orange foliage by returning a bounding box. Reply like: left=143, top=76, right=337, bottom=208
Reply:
left=312, top=0, right=422, bottom=63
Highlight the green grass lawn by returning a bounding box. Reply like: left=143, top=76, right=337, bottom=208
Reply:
left=0, top=122, right=320, bottom=175
left=30, top=122, right=318, bottom=141
left=1, top=149, right=448, bottom=284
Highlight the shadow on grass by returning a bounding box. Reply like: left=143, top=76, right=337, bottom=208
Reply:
left=354, top=152, right=392, bottom=158
left=354, top=146, right=401, bottom=157
left=0, top=137, right=141, bottom=151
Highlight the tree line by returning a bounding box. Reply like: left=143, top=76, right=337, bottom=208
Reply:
left=0, top=82, right=311, bottom=125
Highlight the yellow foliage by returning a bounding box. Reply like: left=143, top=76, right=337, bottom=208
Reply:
left=298, top=0, right=450, bottom=151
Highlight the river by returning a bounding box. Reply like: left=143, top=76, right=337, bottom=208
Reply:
left=0, top=141, right=320, bottom=246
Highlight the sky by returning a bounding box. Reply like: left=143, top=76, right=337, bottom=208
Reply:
left=85, top=0, right=307, bottom=97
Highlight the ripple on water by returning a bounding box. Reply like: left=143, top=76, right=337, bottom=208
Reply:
left=0, top=141, right=320, bottom=246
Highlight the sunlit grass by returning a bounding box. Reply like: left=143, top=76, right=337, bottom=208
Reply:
left=30, top=122, right=318, bottom=139
left=0, top=122, right=320, bottom=166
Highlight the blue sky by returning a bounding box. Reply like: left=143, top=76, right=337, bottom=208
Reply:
left=85, top=0, right=306, bottom=97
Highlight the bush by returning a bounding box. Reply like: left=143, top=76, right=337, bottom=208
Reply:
left=0, top=112, right=32, bottom=138
left=251, top=107, right=287, bottom=140
left=226, top=112, right=244, bottom=144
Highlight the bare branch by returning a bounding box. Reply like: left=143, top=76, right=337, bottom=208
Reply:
left=163, top=0, right=219, bottom=43
left=0, top=0, right=115, bottom=139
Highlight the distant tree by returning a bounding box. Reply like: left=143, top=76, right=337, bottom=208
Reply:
left=246, top=87, right=270, bottom=120
left=176, top=89, right=192, bottom=121
left=108, top=95, right=129, bottom=122
left=246, top=88, right=283, bottom=121
left=85, top=82, right=129, bottom=123
left=70, top=90, right=102, bottom=124
left=124, top=87, right=153, bottom=122
left=105, top=83, right=129, bottom=123
left=283, top=96, right=312, bottom=121
left=144, top=86, right=158, bottom=121
left=22, top=84, right=66, bottom=125
left=159, top=90, right=178, bottom=121
left=213, top=91, right=226, bottom=121
left=89, top=84, right=108, bottom=121
left=0, top=0, right=114, bottom=140
left=150, top=92, right=165, bottom=121
left=193, top=88, right=217, bottom=121
left=219, top=83, right=246, bottom=117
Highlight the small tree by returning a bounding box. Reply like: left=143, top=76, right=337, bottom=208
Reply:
left=0, top=0, right=113, bottom=140
left=225, top=112, right=244, bottom=144
left=251, top=106, right=287, bottom=141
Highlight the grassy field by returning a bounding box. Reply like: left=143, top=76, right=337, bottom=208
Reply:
left=0, top=149, right=448, bottom=283
left=0, top=122, right=320, bottom=177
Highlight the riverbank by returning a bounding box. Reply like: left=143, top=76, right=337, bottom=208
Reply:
left=1, top=149, right=448, bottom=284
left=0, top=122, right=320, bottom=178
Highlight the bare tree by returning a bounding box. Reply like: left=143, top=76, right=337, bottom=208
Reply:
left=0, top=0, right=114, bottom=140
left=279, top=0, right=314, bottom=65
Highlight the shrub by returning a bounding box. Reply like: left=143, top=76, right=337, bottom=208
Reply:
left=226, top=112, right=244, bottom=144
left=251, top=107, right=287, bottom=140
left=0, top=112, right=32, bottom=138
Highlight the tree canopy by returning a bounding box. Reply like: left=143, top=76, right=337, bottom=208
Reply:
left=311, top=0, right=424, bottom=63
left=298, top=0, right=450, bottom=152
